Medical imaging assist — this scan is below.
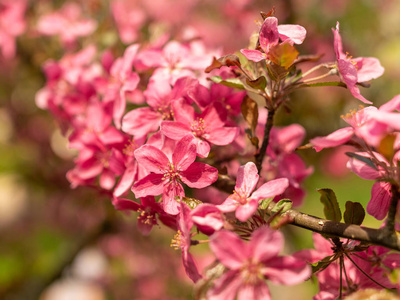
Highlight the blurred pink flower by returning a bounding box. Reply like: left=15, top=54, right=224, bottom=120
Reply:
left=208, top=226, right=311, bottom=300
left=0, top=0, right=26, bottom=59
left=37, top=3, right=97, bottom=48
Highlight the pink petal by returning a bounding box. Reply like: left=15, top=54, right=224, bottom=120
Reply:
left=163, top=182, right=184, bottom=215
left=240, top=49, right=266, bottom=62
left=181, top=162, right=218, bottom=188
left=259, top=17, right=279, bottom=53
left=217, top=196, right=239, bottom=213
left=172, top=135, right=197, bottom=170
left=332, top=22, right=345, bottom=59
left=263, top=256, right=311, bottom=285
left=207, top=270, right=242, bottom=300
left=100, top=169, right=115, bottom=190
left=235, top=162, right=259, bottom=197
left=113, top=198, right=140, bottom=211
left=278, top=24, right=307, bottom=45
left=367, top=181, right=392, bottom=220
left=346, top=152, right=385, bottom=180
left=131, top=173, right=165, bottom=198
left=251, top=178, right=289, bottom=200
left=337, top=59, right=372, bottom=104
left=368, top=110, right=400, bottom=131
left=134, top=145, right=169, bottom=173
left=182, top=251, right=202, bottom=283
left=194, top=138, right=211, bottom=158
left=237, top=282, right=271, bottom=300
left=209, top=230, right=247, bottom=269
left=310, top=127, right=354, bottom=152
left=113, top=162, right=137, bottom=197
left=161, top=121, right=192, bottom=140
left=249, top=226, right=283, bottom=263
left=353, top=57, right=384, bottom=83
left=121, top=107, right=161, bottom=138
left=207, top=127, right=239, bottom=146
left=191, top=204, right=224, bottom=236
left=271, top=124, right=306, bottom=153
left=171, top=98, right=196, bottom=125
left=379, top=95, right=400, bottom=112
left=235, top=199, right=258, bottom=222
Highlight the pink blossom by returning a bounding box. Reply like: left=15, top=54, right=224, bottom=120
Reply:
left=131, top=135, right=218, bottom=215
left=218, top=162, right=289, bottom=222
left=161, top=99, right=239, bottom=157
left=190, top=204, right=224, bottom=236
left=111, top=0, right=146, bottom=44
left=171, top=202, right=202, bottom=283
left=37, top=3, right=97, bottom=48
left=208, top=226, right=311, bottom=300
left=262, top=123, right=313, bottom=206
left=240, top=17, right=306, bottom=62
left=0, top=0, right=26, bottom=59
left=122, top=76, right=197, bottom=139
left=113, top=196, right=176, bottom=235
left=135, top=40, right=216, bottom=85
left=102, top=44, right=140, bottom=128
left=333, top=22, right=384, bottom=104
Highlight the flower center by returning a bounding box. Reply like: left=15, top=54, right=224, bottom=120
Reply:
left=232, top=188, right=249, bottom=205
left=123, top=139, right=137, bottom=156
left=190, top=118, right=207, bottom=138
left=241, top=259, right=264, bottom=285
left=162, top=162, right=182, bottom=183
left=170, top=230, right=185, bottom=250
left=137, top=208, right=157, bottom=227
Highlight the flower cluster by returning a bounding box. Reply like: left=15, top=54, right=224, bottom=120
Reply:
left=31, top=2, right=400, bottom=299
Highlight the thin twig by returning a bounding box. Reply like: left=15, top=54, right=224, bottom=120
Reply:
left=255, top=108, right=275, bottom=173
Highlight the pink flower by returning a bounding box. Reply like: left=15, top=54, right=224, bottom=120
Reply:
left=161, top=99, right=239, bottom=157
left=218, top=162, right=289, bottom=222
left=171, top=202, right=202, bottom=283
left=122, top=76, right=196, bottom=139
left=240, top=17, right=306, bottom=62
left=111, top=0, right=146, bottom=44
left=0, top=0, right=27, bottom=59
left=113, top=196, right=176, bottom=235
left=190, top=204, right=224, bottom=236
left=208, top=226, right=311, bottom=300
left=131, top=135, right=218, bottom=215
left=37, top=3, right=97, bottom=48
left=333, top=22, right=384, bottom=104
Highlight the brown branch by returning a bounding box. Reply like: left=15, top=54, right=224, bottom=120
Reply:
left=265, top=202, right=400, bottom=251
left=255, top=108, right=275, bottom=173
left=383, top=184, right=400, bottom=235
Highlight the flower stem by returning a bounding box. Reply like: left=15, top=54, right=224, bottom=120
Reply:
left=383, top=184, right=400, bottom=235
left=255, top=108, right=275, bottom=173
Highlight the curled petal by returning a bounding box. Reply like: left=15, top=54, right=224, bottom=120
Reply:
left=310, top=127, right=354, bottom=152
left=240, top=49, right=266, bottom=62
left=278, top=24, right=307, bottom=45
left=367, top=181, right=392, bottom=220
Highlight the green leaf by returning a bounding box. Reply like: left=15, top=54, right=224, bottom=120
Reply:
left=317, top=188, right=342, bottom=222
left=311, top=255, right=335, bottom=274
left=259, top=198, right=273, bottom=210
left=271, top=199, right=292, bottom=214
left=344, top=201, right=365, bottom=225
left=209, top=76, right=245, bottom=89
left=345, top=152, right=378, bottom=171
left=246, top=76, right=267, bottom=91
left=298, top=81, right=347, bottom=88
